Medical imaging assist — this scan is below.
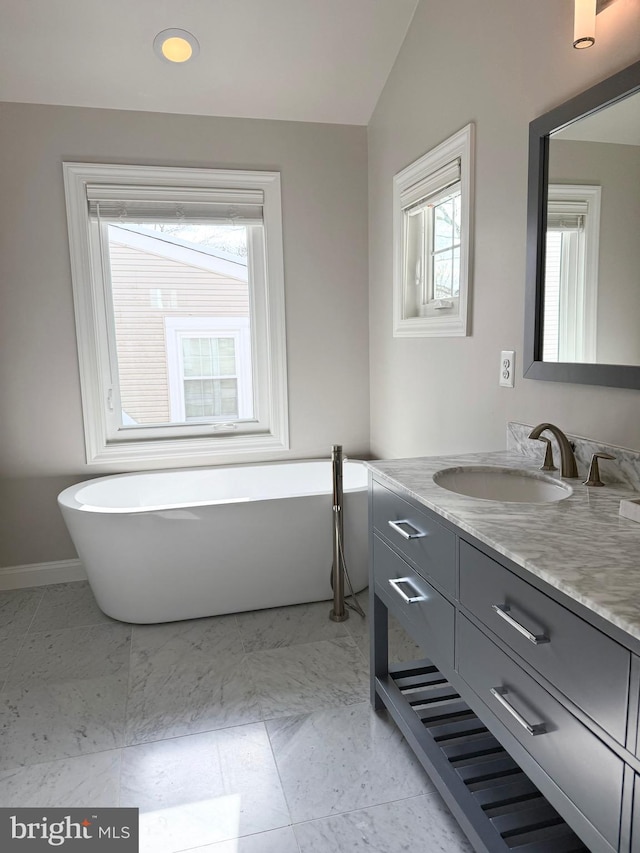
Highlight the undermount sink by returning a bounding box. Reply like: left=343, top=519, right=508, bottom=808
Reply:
left=433, top=466, right=573, bottom=504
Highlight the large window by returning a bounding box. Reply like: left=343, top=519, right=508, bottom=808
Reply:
left=63, top=164, right=288, bottom=465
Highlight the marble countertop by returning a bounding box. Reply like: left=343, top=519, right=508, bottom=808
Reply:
left=367, top=450, right=640, bottom=643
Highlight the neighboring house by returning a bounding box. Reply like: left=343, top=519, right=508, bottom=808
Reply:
left=108, top=224, right=250, bottom=425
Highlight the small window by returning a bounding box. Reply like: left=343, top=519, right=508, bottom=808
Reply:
left=63, top=163, right=288, bottom=465
left=182, top=338, right=240, bottom=421
left=164, top=317, right=253, bottom=423
left=543, top=185, right=601, bottom=363
left=404, top=183, right=462, bottom=318
left=393, top=124, right=474, bottom=337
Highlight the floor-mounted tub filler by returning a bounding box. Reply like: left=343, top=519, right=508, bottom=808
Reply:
left=58, top=459, right=369, bottom=624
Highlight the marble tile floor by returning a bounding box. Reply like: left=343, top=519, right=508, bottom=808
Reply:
left=0, top=582, right=473, bottom=853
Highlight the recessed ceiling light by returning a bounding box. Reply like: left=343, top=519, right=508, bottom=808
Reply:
left=153, top=29, right=199, bottom=64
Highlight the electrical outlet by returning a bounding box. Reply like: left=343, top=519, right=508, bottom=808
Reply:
left=499, top=350, right=515, bottom=387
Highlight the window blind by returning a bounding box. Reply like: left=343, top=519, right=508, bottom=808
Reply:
left=547, top=199, right=588, bottom=231
left=86, top=184, right=264, bottom=224
left=400, top=159, right=461, bottom=213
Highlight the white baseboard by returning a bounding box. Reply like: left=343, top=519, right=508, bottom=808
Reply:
left=0, top=559, right=87, bottom=590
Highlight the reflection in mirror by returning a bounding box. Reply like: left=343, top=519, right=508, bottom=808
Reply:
left=543, top=90, right=640, bottom=366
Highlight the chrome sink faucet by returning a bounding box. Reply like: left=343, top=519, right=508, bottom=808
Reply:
left=528, top=423, right=579, bottom=478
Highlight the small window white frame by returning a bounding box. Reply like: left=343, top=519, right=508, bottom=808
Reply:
left=63, top=162, right=289, bottom=466
left=393, top=124, right=474, bottom=337
left=165, top=317, right=253, bottom=423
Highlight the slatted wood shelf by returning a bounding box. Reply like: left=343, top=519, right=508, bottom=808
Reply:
left=374, top=659, right=588, bottom=853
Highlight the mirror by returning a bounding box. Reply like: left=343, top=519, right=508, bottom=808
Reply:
left=525, top=59, right=640, bottom=389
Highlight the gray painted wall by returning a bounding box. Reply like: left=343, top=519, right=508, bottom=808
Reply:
left=0, top=103, right=369, bottom=566
left=3, top=0, right=640, bottom=569
left=368, top=0, right=640, bottom=460
left=549, top=139, right=640, bottom=365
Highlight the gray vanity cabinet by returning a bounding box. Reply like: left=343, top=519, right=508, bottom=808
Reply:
left=370, top=476, right=640, bottom=853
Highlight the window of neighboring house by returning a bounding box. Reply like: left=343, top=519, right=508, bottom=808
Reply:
left=393, top=124, right=474, bottom=337
left=543, top=185, right=601, bottom=363
left=164, top=317, right=253, bottom=423
left=63, top=163, right=288, bottom=465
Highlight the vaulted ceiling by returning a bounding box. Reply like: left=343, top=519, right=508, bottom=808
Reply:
left=0, top=0, right=418, bottom=124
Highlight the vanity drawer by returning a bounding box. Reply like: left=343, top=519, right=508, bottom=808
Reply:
left=372, top=480, right=456, bottom=595
left=373, top=534, right=454, bottom=670
left=458, top=614, right=623, bottom=851
left=459, top=540, right=629, bottom=743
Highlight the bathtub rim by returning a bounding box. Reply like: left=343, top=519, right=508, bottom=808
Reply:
left=58, top=457, right=368, bottom=515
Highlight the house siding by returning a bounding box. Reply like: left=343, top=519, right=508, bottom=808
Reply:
left=109, top=241, right=249, bottom=424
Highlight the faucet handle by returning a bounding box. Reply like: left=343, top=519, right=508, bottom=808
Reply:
left=583, top=452, right=615, bottom=487
left=534, top=437, right=557, bottom=472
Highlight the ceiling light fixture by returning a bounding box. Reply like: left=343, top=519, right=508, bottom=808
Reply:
left=573, top=0, right=620, bottom=49
left=573, top=0, right=596, bottom=48
left=153, top=28, right=199, bottom=64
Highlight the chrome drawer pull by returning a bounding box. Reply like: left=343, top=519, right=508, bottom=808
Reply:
left=388, top=519, right=426, bottom=540
left=388, top=577, right=426, bottom=604
left=490, top=687, right=546, bottom=736
left=492, top=604, right=549, bottom=645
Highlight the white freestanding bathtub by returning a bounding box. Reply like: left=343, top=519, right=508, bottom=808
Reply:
left=58, top=460, right=369, bottom=624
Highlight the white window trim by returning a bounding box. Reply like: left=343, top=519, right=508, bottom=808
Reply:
left=63, top=162, right=289, bottom=466
left=165, top=317, right=253, bottom=423
left=547, top=184, right=601, bottom=363
left=393, top=123, right=474, bottom=337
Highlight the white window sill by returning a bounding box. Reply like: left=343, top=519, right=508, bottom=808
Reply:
left=393, top=314, right=467, bottom=338
left=86, top=431, right=290, bottom=466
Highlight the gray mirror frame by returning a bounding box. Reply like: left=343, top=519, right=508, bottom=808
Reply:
left=524, top=58, right=640, bottom=390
